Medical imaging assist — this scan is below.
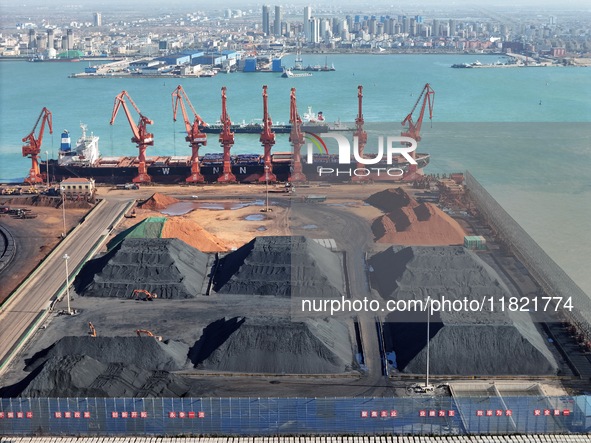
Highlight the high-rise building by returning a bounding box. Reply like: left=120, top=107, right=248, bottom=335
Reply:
left=304, top=6, right=312, bottom=39
left=66, top=29, right=74, bottom=50
left=47, top=29, right=55, bottom=49
left=432, top=19, right=440, bottom=37
left=262, top=5, right=270, bottom=36
left=28, top=29, right=36, bottom=49
left=274, top=6, right=282, bottom=37
left=93, top=12, right=102, bottom=27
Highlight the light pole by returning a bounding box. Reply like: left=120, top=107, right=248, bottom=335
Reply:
left=426, top=302, right=430, bottom=388
left=264, top=165, right=269, bottom=212
left=61, top=185, right=66, bottom=237
left=63, top=253, right=71, bottom=315
left=45, top=151, right=50, bottom=187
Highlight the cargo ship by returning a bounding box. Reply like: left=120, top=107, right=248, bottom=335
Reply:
left=40, top=125, right=429, bottom=184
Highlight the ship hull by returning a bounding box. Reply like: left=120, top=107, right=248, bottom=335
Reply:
left=40, top=154, right=429, bottom=185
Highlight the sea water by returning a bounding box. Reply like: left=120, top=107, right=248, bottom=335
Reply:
left=0, top=53, right=589, bottom=295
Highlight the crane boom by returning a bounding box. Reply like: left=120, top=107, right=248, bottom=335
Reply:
left=288, top=88, right=306, bottom=182
left=258, top=85, right=277, bottom=183
left=110, top=90, right=154, bottom=183
left=217, top=86, right=236, bottom=183
left=352, top=85, right=369, bottom=182
left=401, top=83, right=435, bottom=144
left=172, top=85, right=207, bottom=183
left=22, top=107, right=53, bottom=184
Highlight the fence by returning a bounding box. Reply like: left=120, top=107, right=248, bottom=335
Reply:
left=464, top=171, right=591, bottom=337
left=0, top=396, right=590, bottom=436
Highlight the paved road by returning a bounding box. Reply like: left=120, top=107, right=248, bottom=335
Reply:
left=0, top=199, right=131, bottom=374
left=291, top=201, right=391, bottom=395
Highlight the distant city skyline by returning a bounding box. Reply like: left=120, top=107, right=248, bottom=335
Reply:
left=2, top=0, right=591, bottom=10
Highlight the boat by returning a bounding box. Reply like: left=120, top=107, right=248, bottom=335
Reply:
left=39, top=125, right=429, bottom=184
left=300, top=107, right=353, bottom=132
left=281, top=68, right=312, bottom=78
left=200, top=120, right=292, bottom=134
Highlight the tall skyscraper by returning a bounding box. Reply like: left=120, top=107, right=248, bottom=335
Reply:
left=304, top=6, right=312, bottom=40
left=262, top=5, right=270, bottom=36
left=93, top=12, right=102, bottom=27
left=274, top=6, right=282, bottom=37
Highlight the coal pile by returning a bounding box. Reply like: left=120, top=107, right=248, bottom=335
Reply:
left=75, top=238, right=209, bottom=299
left=25, top=336, right=190, bottom=372
left=213, top=236, right=345, bottom=298
left=18, top=355, right=192, bottom=398
left=366, top=187, right=465, bottom=245
left=365, top=187, right=411, bottom=212
left=190, top=317, right=354, bottom=374
left=370, top=246, right=558, bottom=375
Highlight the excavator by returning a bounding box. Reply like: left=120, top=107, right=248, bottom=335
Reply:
left=88, top=322, right=97, bottom=337
left=132, top=289, right=157, bottom=301
left=136, top=329, right=163, bottom=341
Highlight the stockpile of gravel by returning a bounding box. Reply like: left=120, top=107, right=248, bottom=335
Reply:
left=370, top=246, right=559, bottom=375
left=189, top=316, right=354, bottom=374
left=25, top=336, right=190, bottom=372
left=19, top=355, right=192, bottom=398
left=213, top=236, right=345, bottom=298
left=75, top=238, right=209, bottom=299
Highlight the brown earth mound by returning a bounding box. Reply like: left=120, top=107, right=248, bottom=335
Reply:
left=161, top=217, right=229, bottom=253
left=139, top=193, right=180, bottom=210
left=368, top=187, right=465, bottom=246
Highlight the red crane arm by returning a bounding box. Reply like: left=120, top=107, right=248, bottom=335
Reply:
left=110, top=90, right=153, bottom=143
left=172, top=85, right=207, bottom=145
left=289, top=88, right=304, bottom=144
left=219, top=86, right=234, bottom=144
left=260, top=85, right=275, bottom=144
left=356, top=85, right=364, bottom=126
left=401, top=83, right=435, bottom=142
left=22, top=107, right=53, bottom=156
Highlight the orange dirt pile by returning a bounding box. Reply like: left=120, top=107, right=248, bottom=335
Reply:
left=368, top=188, right=465, bottom=246
left=139, top=193, right=180, bottom=210
left=161, top=217, right=229, bottom=253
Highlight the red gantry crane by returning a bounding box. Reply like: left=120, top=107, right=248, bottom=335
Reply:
left=352, top=85, right=368, bottom=182
left=110, top=90, right=154, bottom=183
left=22, top=107, right=53, bottom=185
left=259, top=85, right=277, bottom=183
left=217, top=86, right=237, bottom=183
left=172, top=85, right=207, bottom=183
left=288, top=88, right=306, bottom=182
left=401, top=83, right=435, bottom=159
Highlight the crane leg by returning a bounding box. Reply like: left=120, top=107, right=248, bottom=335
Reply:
left=217, top=145, right=236, bottom=183
left=132, top=161, right=152, bottom=183
left=289, top=145, right=306, bottom=182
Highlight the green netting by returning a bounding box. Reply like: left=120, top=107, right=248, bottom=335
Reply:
left=107, top=217, right=167, bottom=251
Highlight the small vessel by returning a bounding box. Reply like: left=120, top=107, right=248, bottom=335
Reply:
left=281, top=68, right=312, bottom=78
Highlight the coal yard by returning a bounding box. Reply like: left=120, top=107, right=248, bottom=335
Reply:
left=0, top=185, right=582, bottom=400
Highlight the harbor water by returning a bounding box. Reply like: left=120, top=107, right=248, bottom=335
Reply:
left=0, top=53, right=589, bottom=295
